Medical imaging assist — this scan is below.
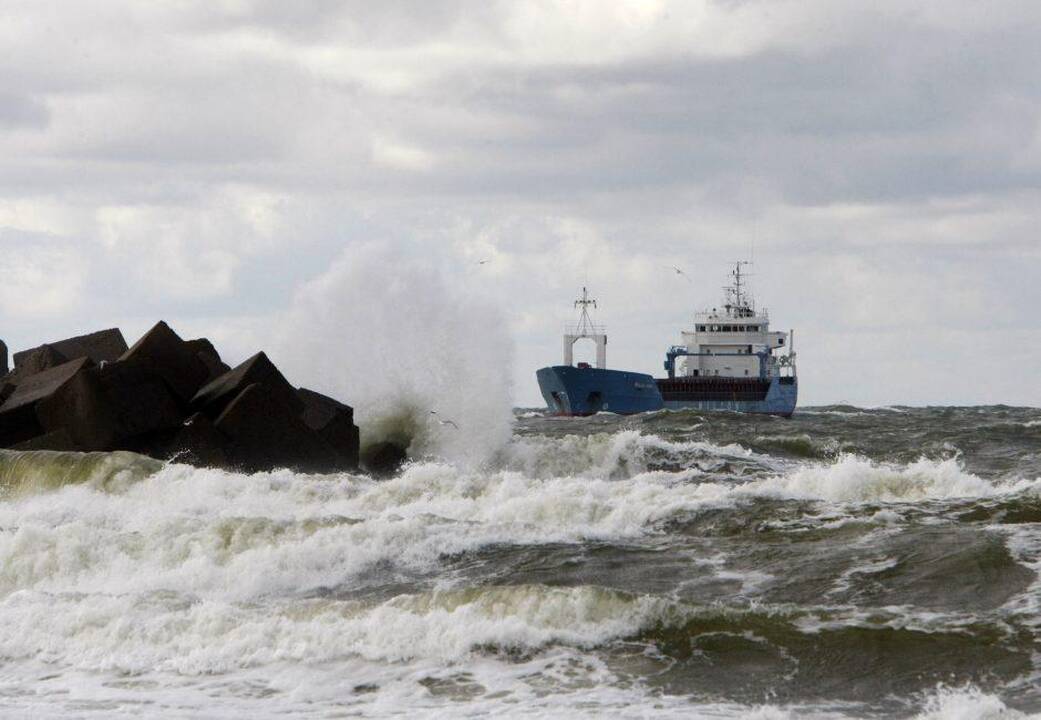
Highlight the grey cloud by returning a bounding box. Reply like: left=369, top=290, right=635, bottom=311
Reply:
left=0, top=92, right=48, bottom=129
left=1, top=1, right=1039, bottom=407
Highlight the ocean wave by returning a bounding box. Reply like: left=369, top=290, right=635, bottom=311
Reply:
left=0, top=585, right=673, bottom=673
left=0, top=449, right=161, bottom=497
left=2, top=446, right=1038, bottom=600
left=0, top=583, right=1030, bottom=679
left=740, top=454, right=1036, bottom=503
left=0, top=458, right=722, bottom=598
left=502, top=429, right=772, bottom=479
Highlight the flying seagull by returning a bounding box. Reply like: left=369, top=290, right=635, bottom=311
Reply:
left=430, top=410, right=459, bottom=429
left=665, top=265, right=692, bottom=282
left=477, top=259, right=490, bottom=265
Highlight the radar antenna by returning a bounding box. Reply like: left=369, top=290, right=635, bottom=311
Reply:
left=723, top=261, right=755, bottom=318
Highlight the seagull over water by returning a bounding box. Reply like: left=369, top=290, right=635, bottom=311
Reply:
left=477, top=259, right=490, bottom=265
left=429, top=410, right=459, bottom=429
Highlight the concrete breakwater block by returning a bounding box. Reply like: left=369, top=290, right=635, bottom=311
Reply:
left=120, top=321, right=209, bottom=404
left=0, top=357, right=93, bottom=447
left=215, top=383, right=341, bottom=474
left=192, top=351, right=304, bottom=419
left=186, top=338, right=231, bottom=380
left=6, top=344, right=67, bottom=387
left=12, top=328, right=127, bottom=369
left=297, top=387, right=360, bottom=470
left=361, top=440, right=408, bottom=477
left=0, top=322, right=361, bottom=474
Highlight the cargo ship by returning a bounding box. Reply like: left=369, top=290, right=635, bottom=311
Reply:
left=536, top=263, right=798, bottom=417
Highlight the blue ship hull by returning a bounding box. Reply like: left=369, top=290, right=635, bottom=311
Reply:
left=537, top=367, right=797, bottom=417
left=536, top=366, right=663, bottom=416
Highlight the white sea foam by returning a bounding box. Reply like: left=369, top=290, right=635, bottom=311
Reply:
left=827, top=556, right=900, bottom=595
left=0, top=584, right=678, bottom=674
left=501, top=429, right=769, bottom=480
left=913, top=685, right=1041, bottom=719
left=0, top=458, right=742, bottom=600
left=739, top=454, right=1028, bottom=503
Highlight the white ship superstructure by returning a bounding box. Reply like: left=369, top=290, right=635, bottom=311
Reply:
left=676, top=262, right=796, bottom=381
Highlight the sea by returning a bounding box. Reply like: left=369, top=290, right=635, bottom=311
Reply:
left=2, top=405, right=1041, bottom=718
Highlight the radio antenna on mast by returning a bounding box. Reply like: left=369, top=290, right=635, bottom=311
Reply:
left=574, top=286, right=598, bottom=335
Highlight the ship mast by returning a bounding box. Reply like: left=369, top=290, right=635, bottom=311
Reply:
left=563, top=286, right=607, bottom=369
left=574, top=286, right=598, bottom=335
left=724, top=261, right=754, bottom=317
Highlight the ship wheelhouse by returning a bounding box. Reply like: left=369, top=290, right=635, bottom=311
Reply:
left=664, top=262, right=796, bottom=383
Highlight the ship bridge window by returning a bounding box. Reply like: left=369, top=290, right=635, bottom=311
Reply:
left=748, top=325, right=758, bottom=331
left=697, top=325, right=706, bottom=332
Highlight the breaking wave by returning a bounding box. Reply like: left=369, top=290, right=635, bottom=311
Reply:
left=2, top=406, right=1041, bottom=717
left=0, top=581, right=1031, bottom=675
left=0, top=448, right=161, bottom=497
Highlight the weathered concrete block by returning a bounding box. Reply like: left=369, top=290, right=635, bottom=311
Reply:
left=32, top=365, right=117, bottom=451
left=10, top=428, right=79, bottom=452
left=6, top=344, right=67, bottom=386
left=0, top=403, right=42, bottom=447
left=93, top=362, right=185, bottom=442
left=0, top=381, right=14, bottom=406
left=120, top=321, right=209, bottom=404
left=360, top=440, right=408, bottom=477
left=13, top=328, right=127, bottom=369
left=19, top=361, right=184, bottom=452
left=0, top=357, right=93, bottom=447
left=0, top=356, right=93, bottom=416
left=193, top=352, right=304, bottom=419
left=165, top=412, right=230, bottom=468
left=297, top=387, right=359, bottom=470
left=215, top=383, right=339, bottom=474
left=186, top=338, right=231, bottom=380
left=298, top=387, right=354, bottom=428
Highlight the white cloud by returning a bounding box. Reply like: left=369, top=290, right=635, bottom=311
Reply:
left=371, top=135, right=435, bottom=172
left=1, top=0, right=1039, bottom=409
left=0, top=232, right=87, bottom=319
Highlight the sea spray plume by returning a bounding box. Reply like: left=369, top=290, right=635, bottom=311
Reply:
left=274, top=245, right=514, bottom=467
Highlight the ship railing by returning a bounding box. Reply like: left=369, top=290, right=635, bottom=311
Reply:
left=695, top=308, right=769, bottom=321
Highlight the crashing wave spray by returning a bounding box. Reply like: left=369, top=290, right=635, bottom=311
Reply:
left=273, top=244, right=515, bottom=466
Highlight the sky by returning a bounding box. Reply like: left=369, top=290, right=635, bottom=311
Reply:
left=1, top=0, right=1040, bottom=408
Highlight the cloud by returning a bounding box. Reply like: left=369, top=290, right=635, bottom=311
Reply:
left=0, top=0, right=1039, bottom=409
left=0, top=230, right=87, bottom=319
